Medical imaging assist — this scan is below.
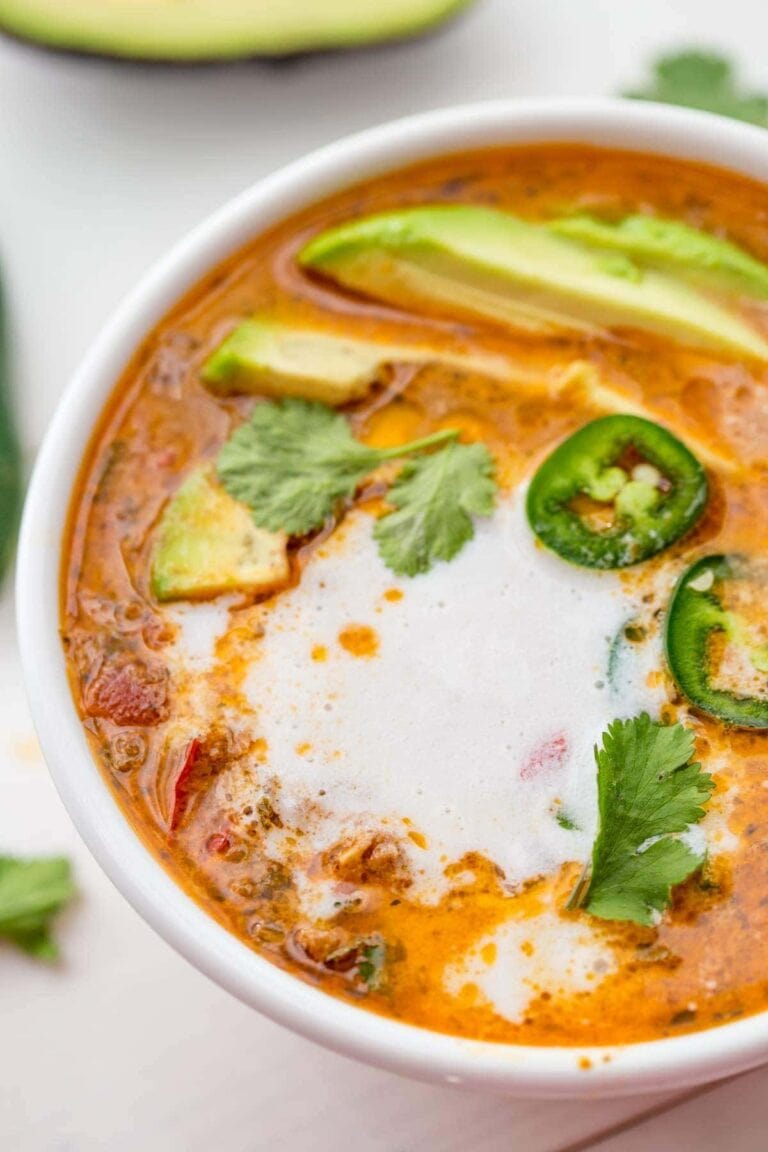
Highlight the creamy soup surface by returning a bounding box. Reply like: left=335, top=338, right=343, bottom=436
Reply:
left=63, top=145, right=768, bottom=1046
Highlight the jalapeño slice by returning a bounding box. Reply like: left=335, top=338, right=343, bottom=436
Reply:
left=665, top=554, right=768, bottom=729
left=526, top=414, right=707, bottom=568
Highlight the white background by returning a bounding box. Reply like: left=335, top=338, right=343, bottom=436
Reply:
left=3, top=1, right=768, bottom=1148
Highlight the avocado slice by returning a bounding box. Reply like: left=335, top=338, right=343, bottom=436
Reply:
left=0, top=0, right=473, bottom=61
left=202, top=316, right=512, bottom=406
left=299, top=205, right=768, bottom=361
left=549, top=214, right=768, bottom=298
left=151, top=467, right=288, bottom=602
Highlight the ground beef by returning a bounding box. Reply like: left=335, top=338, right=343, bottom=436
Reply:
left=322, top=832, right=411, bottom=890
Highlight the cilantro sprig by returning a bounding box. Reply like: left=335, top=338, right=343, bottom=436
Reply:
left=0, top=855, right=76, bottom=961
left=217, top=398, right=497, bottom=575
left=626, top=51, right=768, bottom=127
left=569, top=715, right=714, bottom=926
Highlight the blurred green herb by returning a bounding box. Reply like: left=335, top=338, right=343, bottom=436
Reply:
left=0, top=855, right=76, bottom=961
left=0, top=279, right=22, bottom=586
left=358, top=940, right=386, bottom=990
left=625, top=50, right=768, bottom=127
left=556, top=809, right=578, bottom=831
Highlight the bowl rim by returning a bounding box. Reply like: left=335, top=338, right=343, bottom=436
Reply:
left=17, top=96, right=768, bottom=1098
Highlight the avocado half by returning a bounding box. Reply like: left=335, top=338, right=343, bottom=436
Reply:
left=0, top=0, right=474, bottom=62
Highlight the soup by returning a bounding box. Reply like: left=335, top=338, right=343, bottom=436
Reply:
left=62, top=145, right=768, bottom=1047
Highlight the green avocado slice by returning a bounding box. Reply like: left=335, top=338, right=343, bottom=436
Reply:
left=299, top=205, right=768, bottom=361
left=202, top=316, right=513, bottom=406
left=150, top=467, right=288, bottom=602
left=548, top=214, right=768, bottom=298
left=0, top=0, right=473, bottom=61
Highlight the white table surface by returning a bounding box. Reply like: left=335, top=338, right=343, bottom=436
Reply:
left=2, top=1, right=768, bottom=1147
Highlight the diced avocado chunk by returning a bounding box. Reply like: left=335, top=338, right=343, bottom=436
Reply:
left=0, top=0, right=473, bottom=61
left=201, top=316, right=512, bottom=406
left=150, top=468, right=288, bottom=602
left=549, top=214, right=768, bottom=298
left=299, top=205, right=768, bottom=361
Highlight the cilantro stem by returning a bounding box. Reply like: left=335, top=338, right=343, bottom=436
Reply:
left=372, top=428, right=459, bottom=462
left=565, top=866, right=591, bottom=911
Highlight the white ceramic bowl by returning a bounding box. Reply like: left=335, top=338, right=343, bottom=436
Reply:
left=17, top=98, right=768, bottom=1097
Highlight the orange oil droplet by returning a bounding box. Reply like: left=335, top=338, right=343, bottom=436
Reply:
left=480, top=942, right=497, bottom=966
left=408, top=829, right=428, bottom=850
left=338, top=624, right=379, bottom=658
left=253, top=738, right=269, bottom=764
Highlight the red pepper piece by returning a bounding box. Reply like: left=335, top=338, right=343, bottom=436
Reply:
left=169, top=738, right=201, bottom=832
left=520, top=733, right=568, bottom=780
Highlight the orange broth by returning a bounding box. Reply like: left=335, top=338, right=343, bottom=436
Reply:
left=62, top=145, right=768, bottom=1045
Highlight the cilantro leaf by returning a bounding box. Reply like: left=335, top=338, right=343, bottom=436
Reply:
left=217, top=398, right=457, bottom=537
left=625, top=51, right=768, bottom=127
left=373, top=442, right=496, bottom=576
left=0, top=855, right=76, bottom=961
left=216, top=399, right=498, bottom=575
left=217, top=399, right=378, bottom=535
left=569, top=715, right=714, bottom=926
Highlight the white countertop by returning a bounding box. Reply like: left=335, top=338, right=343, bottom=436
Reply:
left=2, top=1, right=768, bottom=1147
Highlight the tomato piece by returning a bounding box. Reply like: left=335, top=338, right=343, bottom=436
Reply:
left=206, top=832, right=231, bottom=854
left=84, top=657, right=168, bottom=726
left=521, top=733, right=568, bottom=780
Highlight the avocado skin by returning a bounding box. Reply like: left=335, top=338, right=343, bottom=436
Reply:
left=0, top=0, right=474, bottom=63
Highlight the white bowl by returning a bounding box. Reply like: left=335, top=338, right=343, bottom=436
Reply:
left=17, top=98, right=768, bottom=1098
